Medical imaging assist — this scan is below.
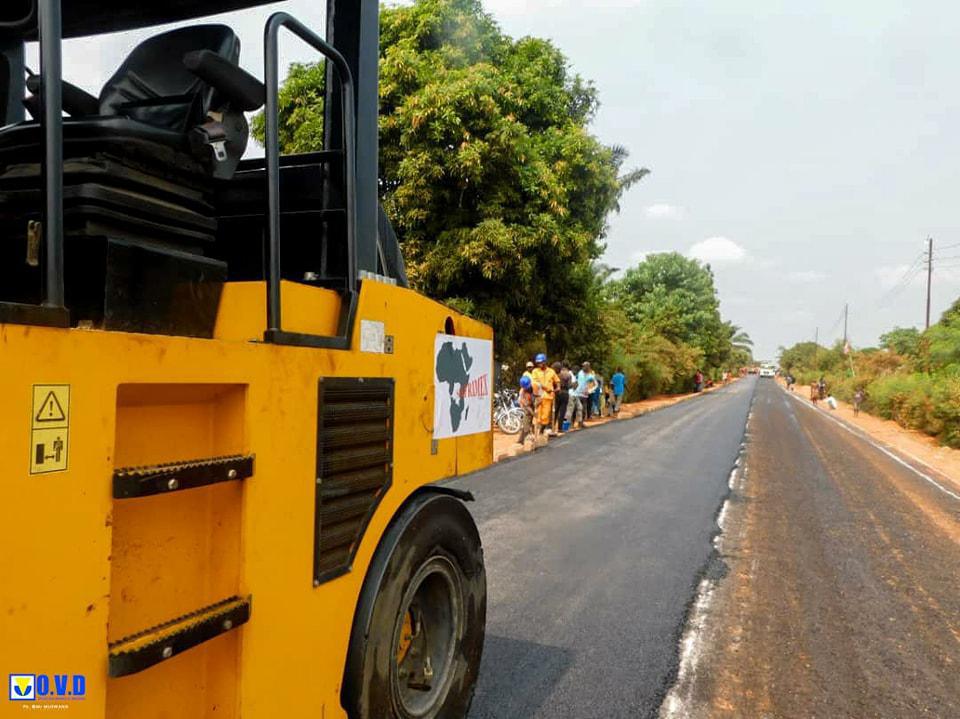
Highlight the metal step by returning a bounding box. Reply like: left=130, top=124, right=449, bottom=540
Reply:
left=108, top=596, right=251, bottom=678
left=113, top=454, right=254, bottom=498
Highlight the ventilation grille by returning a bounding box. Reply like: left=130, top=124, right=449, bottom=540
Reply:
left=314, top=377, right=394, bottom=584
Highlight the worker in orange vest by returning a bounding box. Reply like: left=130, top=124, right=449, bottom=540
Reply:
left=531, top=353, right=559, bottom=435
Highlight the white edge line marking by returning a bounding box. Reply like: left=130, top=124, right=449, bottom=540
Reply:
left=783, top=389, right=960, bottom=503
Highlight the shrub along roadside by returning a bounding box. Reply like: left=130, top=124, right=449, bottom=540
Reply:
left=779, top=301, right=960, bottom=448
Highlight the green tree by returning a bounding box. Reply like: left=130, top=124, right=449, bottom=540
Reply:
left=879, top=326, right=921, bottom=357
left=607, top=253, right=731, bottom=370
left=250, top=61, right=325, bottom=153
left=256, top=0, right=646, bottom=359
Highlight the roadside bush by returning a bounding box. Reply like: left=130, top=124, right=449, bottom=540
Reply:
left=780, top=305, right=960, bottom=447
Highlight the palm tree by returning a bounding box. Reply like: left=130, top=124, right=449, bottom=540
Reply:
left=732, top=331, right=753, bottom=352
left=725, top=323, right=753, bottom=362
left=609, top=144, right=650, bottom=211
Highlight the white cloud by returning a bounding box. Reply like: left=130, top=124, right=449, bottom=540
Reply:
left=788, top=270, right=827, bottom=283
left=644, top=203, right=682, bottom=219
left=688, top=236, right=747, bottom=264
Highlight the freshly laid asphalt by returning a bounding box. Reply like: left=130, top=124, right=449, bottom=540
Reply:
left=452, top=377, right=755, bottom=719
left=671, top=378, right=960, bottom=719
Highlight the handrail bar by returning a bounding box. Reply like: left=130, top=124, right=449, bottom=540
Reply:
left=263, top=12, right=358, bottom=350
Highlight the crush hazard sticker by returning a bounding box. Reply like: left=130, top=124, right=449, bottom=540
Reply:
left=30, top=385, right=70, bottom=474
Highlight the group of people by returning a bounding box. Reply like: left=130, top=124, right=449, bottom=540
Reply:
left=807, top=375, right=866, bottom=416
left=516, top=354, right=627, bottom=445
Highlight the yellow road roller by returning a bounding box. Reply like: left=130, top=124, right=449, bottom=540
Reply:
left=0, top=1, right=492, bottom=716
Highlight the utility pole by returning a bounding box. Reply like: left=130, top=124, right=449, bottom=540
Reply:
left=843, top=303, right=848, bottom=345
left=926, top=237, right=933, bottom=330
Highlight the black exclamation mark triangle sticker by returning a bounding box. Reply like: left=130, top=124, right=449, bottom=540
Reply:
left=35, top=391, right=66, bottom=423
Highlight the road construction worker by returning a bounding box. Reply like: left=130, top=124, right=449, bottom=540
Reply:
left=522, top=360, right=535, bottom=383
left=531, top=353, right=559, bottom=435
left=517, top=375, right=535, bottom=445
left=522, top=360, right=541, bottom=425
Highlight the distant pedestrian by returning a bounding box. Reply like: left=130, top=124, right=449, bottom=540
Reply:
left=592, top=372, right=604, bottom=417
left=786, top=374, right=795, bottom=391
left=817, top=376, right=827, bottom=400
left=554, top=361, right=571, bottom=432
left=567, top=384, right=584, bottom=429
left=853, top=388, right=865, bottom=417
left=810, top=382, right=819, bottom=405
left=576, top=362, right=596, bottom=421
left=611, top=367, right=626, bottom=415
left=694, top=369, right=704, bottom=392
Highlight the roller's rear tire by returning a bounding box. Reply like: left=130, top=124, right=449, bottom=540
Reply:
left=343, top=494, right=486, bottom=719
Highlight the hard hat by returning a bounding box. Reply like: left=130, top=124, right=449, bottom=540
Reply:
left=520, top=376, right=532, bottom=389
left=535, top=353, right=547, bottom=363
left=525, top=361, right=535, bottom=369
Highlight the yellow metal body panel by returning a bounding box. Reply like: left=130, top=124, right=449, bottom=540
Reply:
left=0, top=280, right=492, bottom=718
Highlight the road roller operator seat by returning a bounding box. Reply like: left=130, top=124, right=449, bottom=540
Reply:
left=0, top=24, right=266, bottom=336
left=17, top=24, right=264, bottom=178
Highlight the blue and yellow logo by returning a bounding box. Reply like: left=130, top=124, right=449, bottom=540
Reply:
left=9, top=674, right=35, bottom=701
left=8, top=673, right=85, bottom=702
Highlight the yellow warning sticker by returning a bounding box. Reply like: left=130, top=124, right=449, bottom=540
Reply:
left=30, top=385, right=70, bottom=474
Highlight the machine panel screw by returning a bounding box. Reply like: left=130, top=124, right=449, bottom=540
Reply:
left=223, top=619, right=233, bottom=630
left=167, top=478, right=179, bottom=490
left=227, top=469, right=237, bottom=479
left=162, top=646, right=173, bottom=659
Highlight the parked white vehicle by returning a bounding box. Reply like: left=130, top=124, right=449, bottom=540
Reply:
left=759, top=366, right=776, bottom=378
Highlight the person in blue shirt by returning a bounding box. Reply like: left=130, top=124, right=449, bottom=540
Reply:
left=576, top=362, right=596, bottom=421
left=611, top=367, right=626, bottom=415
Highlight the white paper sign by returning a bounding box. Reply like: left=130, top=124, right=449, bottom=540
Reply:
left=360, top=319, right=385, bottom=353
left=433, top=334, right=493, bottom=439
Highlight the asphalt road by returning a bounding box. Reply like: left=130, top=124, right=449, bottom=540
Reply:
left=452, top=378, right=754, bottom=719
left=666, top=378, right=960, bottom=718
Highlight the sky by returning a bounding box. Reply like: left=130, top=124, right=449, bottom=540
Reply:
left=49, top=0, right=960, bottom=360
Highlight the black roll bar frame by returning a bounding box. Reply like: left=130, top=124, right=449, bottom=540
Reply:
left=262, top=12, right=358, bottom=351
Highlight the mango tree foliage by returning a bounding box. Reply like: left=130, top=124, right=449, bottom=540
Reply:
left=250, top=61, right=325, bottom=153
left=256, top=0, right=642, bottom=359
left=379, top=0, right=637, bottom=358
left=608, top=253, right=733, bottom=371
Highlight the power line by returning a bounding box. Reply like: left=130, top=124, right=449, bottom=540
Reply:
left=877, top=252, right=926, bottom=307
left=826, top=306, right=846, bottom=339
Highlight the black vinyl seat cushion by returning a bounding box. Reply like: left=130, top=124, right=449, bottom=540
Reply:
left=99, top=24, right=240, bottom=133
left=0, top=117, right=198, bottom=173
